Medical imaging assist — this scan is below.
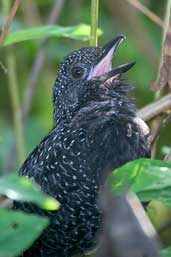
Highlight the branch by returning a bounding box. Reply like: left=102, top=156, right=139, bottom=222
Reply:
left=106, top=0, right=158, bottom=66
left=0, top=61, right=8, bottom=74
left=22, top=0, right=65, bottom=120
left=97, top=189, right=160, bottom=257
left=7, top=51, right=25, bottom=165
left=137, top=93, right=171, bottom=121
left=147, top=1, right=171, bottom=157
left=2, top=0, right=25, bottom=168
left=125, top=0, right=164, bottom=29
left=0, top=0, right=21, bottom=47
left=151, top=4, right=171, bottom=91
left=164, top=150, right=171, bottom=162
left=151, top=113, right=171, bottom=146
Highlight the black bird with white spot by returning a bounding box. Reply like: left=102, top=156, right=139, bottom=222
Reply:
left=15, top=35, right=151, bottom=257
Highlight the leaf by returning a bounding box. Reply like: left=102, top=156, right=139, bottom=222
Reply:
left=0, top=174, right=60, bottom=211
left=0, top=209, right=49, bottom=257
left=3, top=24, right=102, bottom=47
left=110, top=159, right=171, bottom=207
left=161, top=247, right=171, bottom=257
left=147, top=200, right=171, bottom=230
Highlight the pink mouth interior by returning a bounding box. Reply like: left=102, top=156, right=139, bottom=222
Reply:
left=88, top=47, right=114, bottom=80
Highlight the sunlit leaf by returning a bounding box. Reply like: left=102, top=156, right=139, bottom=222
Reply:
left=0, top=209, right=48, bottom=257
left=0, top=174, right=60, bottom=210
left=3, top=24, right=102, bottom=47
left=110, top=159, right=171, bottom=207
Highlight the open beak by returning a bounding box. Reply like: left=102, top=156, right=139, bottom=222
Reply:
left=88, top=35, right=135, bottom=82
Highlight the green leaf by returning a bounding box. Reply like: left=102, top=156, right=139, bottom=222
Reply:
left=3, top=24, right=102, bottom=47
left=0, top=174, right=60, bottom=210
left=161, top=247, right=171, bottom=257
left=110, top=159, right=171, bottom=207
left=0, top=209, right=49, bottom=257
left=147, top=200, right=171, bottom=230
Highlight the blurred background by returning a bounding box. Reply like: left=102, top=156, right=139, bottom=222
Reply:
left=0, top=0, right=170, bottom=173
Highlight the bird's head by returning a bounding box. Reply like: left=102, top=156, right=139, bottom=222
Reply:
left=53, top=35, right=135, bottom=124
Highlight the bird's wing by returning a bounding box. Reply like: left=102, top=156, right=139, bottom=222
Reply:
left=18, top=125, right=91, bottom=200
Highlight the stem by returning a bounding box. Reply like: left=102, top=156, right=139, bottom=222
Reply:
left=137, top=93, right=171, bottom=121
left=7, top=53, right=25, bottom=165
left=149, top=0, right=171, bottom=157
left=125, top=0, right=164, bottom=29
left=3, top=0, right=65, bottom=173
left=3, top=0, right=25, bottom=167
left=90, top=0, right=99, bottom=46
left=156, top=0, right=171, bottom=87
left=0, top=0, right=21, bottom=47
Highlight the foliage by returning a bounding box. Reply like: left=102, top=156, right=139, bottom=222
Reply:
left=0, top=174, right=59, bottom=256
left=0, top=174, right=59, bottom=210
left=3, top=24, right=102, bottom=47
left=110, top=159, right=171, bottom=207
left=0, top=0, right=170, bottom=256
left=110, top=158, right=171, bottom=255
left=0, top=209, right=48, bottom=257
left=161, top=247, right=171, bottom=257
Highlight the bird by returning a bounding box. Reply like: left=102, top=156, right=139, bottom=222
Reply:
left=14, top=35, right=151, bottom=257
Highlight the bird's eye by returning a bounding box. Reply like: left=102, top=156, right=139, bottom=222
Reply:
left=71, top=66, right=85, bottom=79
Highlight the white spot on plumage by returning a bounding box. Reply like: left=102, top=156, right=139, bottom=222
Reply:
left=46, top=154, right=50, bottom=160
left=48, top=146, right=52, bottom=151
left=65, top=181, right=69, bottom=187
left=53, top=135, right=58, bottom=141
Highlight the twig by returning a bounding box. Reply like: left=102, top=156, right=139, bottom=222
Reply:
left=0, top=0, right=21, bottom=47
left=97, top=189, right=160, bottom=257
left=3, top=0, right=65, bottom=173
left=7, top=51, right=25, bottom=165
left=164, top=150, right=171, bottom=162
left=22, top=0, right=65, bottom=120
left=125, top=0, right=164, bottom=29
left=138, top=3, right=171, bottom=122
left=46, top=0, right=65, bottom=25
left=137, top=93, right=171, bottom=121
left=21, top=0, right=42, bottom=26
left=150, top=0, right=171, bottom=157
left=151, top=4, right=171, bottom=91
left=106, top=0, right=158, bottom=66
left=0, top=61, right=8, bottom=74
left=151, top=112, right=171, bottom=146
left=2, top=0, right=25, bottom=167
left=90, top=0, right=99, bottom=46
